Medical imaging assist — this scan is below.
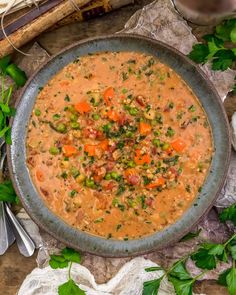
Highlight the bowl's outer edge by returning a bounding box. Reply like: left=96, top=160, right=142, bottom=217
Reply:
left=7, top=34, right=231, bottom=257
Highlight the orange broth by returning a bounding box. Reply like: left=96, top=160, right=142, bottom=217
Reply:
left=26, top=52, right=213, bottom=240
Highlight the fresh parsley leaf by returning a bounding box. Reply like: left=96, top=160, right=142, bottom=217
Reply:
left=231, top=27, right=236, bottom=43
left=191, top=247, right=216, bottom=270
left=218, top=268, right=231, bottom=286
left=180, top=229, right=201, bottom=242
left=0, top=56, right=11, bottom=73
left=61, top=247, right=81, bottom=264
left=207, top=244, right=225, bottom=256
left=168, top=276, right=193, bottom=295
left=58, top=279, right=85, bottom=295
left=0, top=180, right=19, bottom=203
left=5, top=63, right=27, bottom=87
left=188, top=44, right=209, bottom=63
left=211, top=49, right=234, bottom=71
left=219, top=203, right=236, bottom=226
left=49, top=255, right=69, bottom=269
left=216, top=19, right=236, bottom=41
left=169, top=262, right=192, bottom=280
left=142, top=277, right=163, bottom=295
left=230, top=245, right=236, bottom=260
left=226, top=267, right=236, bottom=295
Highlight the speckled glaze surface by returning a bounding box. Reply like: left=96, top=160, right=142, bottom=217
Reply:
left=8, top=35, right=231, bottom=257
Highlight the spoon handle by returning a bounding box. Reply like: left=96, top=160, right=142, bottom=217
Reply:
left=0, top=201, right=15, bottom=254
left=5, top=203, right=35, bottom=257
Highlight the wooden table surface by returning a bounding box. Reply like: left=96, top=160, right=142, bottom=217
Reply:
left=0, top=1, right=235, bottom=294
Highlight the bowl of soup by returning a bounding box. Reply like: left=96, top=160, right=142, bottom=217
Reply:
left=8, top=35, right=230, bottom=256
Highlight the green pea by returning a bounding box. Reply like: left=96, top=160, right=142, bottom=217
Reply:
left=152, top=138, right=161, bottom=147
left=92, top=114, right=100, bottom=120
left=127, top=161, right=136, bottom=168
left=53, top=114, right=60, bottom=121
left=56, top=123, right=67, bottom=133
left=85, top=178, right=96, bottom=188
left=70, top=114, right=78, bottom=122
left=111, top=171, right=121, bottom=181
left=104, top=173, right=111, bottom=180
left=126, top=131, right=133, bottom=138
left=129, top=107, right=138, bottom=116
left=70, top=122, right=80, bottom=130
left=162, top=142, right=170, bottom=151
left=34, top=109, right=41, bottom=116
left=49, top=146, right=60, bottom=155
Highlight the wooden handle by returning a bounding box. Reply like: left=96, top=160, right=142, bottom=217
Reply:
left=0, top=0, right=91, bottom=58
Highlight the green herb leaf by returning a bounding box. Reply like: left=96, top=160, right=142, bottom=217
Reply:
left=0, top=56, right=11, bottom=73
left=5, top=63, right=27, bottom=87
left=168, top=276, right=193, bottom=295
left=216, top=19, right=236, bottom=41
left=58, top=279, right=85, bottom=295
left=188, top=44, right=209, bottom=63
left=211, top=49, right=234, bottom=71
left=218, top=268, right=231, bottom=286
left=230, top=246, right=236, bottom=260
left=0, top=180, right=18, bottom=203
left=180, top=229, right=201, bottom=242
left=61, top=248, right=81, bottom=264
left=169, top=261, right=192, bottom=280
left=219, top=204, right=236, bottom=226
left=49, top=255, right=69, bottom=269
left=142, top=277, right=163, bottom=295
left=226, top=267, right=236, bottom=295
left=191, top=248, right=216, bottom=270
left=230, top=26, right=236, bottom=43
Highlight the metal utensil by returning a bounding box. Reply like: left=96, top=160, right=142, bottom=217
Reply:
left=0, top=202, right=15, bottom=255
left=0, top=138, right=35, bottom=256
left=0, top=139, right=15, bottom=255
left=5, top=203, right=35, bottom=257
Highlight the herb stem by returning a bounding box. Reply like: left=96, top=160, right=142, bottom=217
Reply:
left=193, top=270, right=208, bottom=282
left=224, top=233, right=236, bottom=247
left=68, top=261, right=72, bottom=280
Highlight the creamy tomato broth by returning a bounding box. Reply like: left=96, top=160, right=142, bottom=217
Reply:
left=26, top=51, right=213, bottom=240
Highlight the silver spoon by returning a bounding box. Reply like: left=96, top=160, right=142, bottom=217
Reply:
left=5, top=203, right=35, bottom=257
left=0, top=138, right=35, bottom=256
left=0, top=202, right=15, bottom=255
left=0, top=139, right=15, bottom=255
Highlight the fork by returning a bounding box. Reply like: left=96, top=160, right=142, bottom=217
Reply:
left=0, top=138, right=15, bottom=255
left=0, top=138, right=35, bottom=256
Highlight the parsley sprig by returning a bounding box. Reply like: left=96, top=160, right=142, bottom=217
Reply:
left=0, top=180, right=19, bottom=203
left=49, top=247, right=85, bottom=295
left=188, top=18, right=236, bottom=93
left=0, top=56, right=27, bottom=144
left=143, top=232, right=236, bottom=295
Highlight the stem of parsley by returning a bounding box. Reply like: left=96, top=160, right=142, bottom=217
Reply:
left=68, top=261, right=72, bottom=280
left=224, top=233, right=236, bottom=247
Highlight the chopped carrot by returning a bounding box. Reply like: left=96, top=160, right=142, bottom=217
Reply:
left=124, top=168, right=137, bottom=178
left=63, top=145, right=78, bottom=157
left=74, top=101, right=91, bottom=113
left=134, top=149, right=151, bottom=165
left=103, top=87, right=115, bottom=105
left=60, top=81, right=70, bottom=87
left=139, top=122, right=152, bottom=135
left=146, top=177, right=165, bottom=189
left=36, top=170, right=45, bottom=182
left=98, top=139, right=109, bottom=151
left=171, top=139, right=186, bottom=153
left=107, top=110, right=120, bottom=122
left=84, top=144, right=96, bottom=156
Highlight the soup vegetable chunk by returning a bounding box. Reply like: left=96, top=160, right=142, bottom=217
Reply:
left=27, top=52, right=213, bottom=240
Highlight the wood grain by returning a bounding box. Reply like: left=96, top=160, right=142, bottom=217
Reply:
left=0, top=0, right=91, bottom=58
